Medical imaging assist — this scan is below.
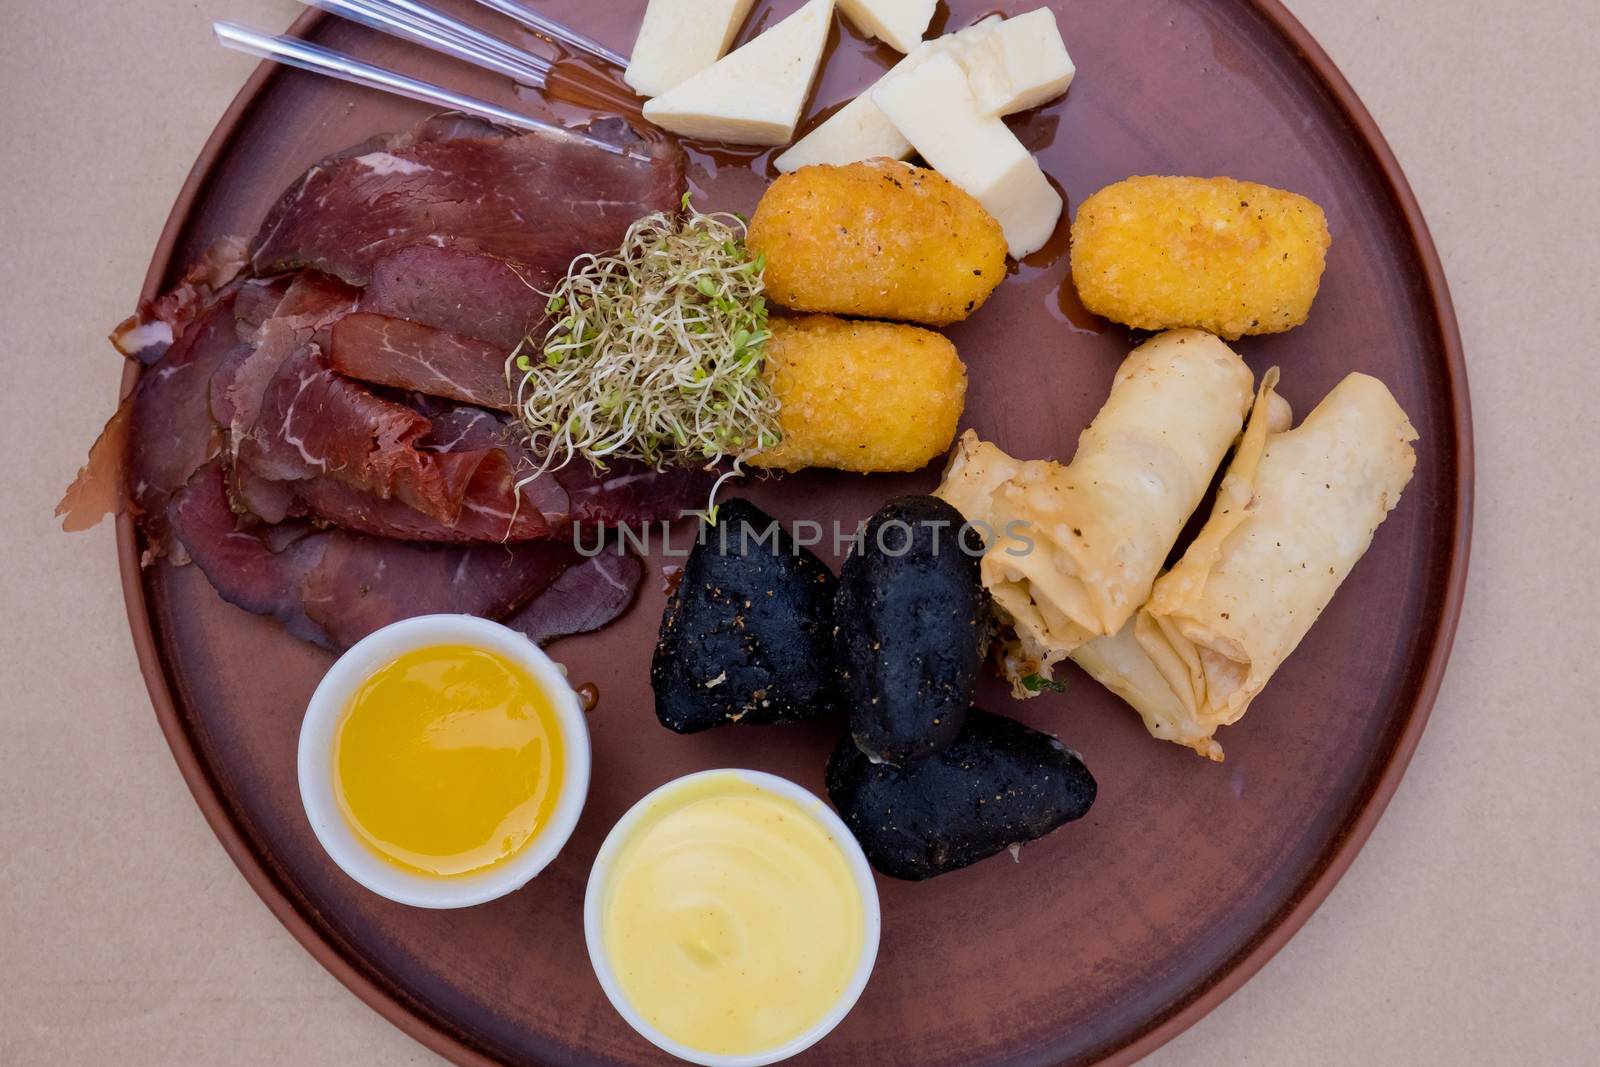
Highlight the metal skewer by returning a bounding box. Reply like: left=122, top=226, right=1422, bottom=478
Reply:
left=303, top=0, right=548, bottom=84
left=468, top=0, right=631, bottom=69
left=213, top=21, right=630, bottom=148
left=338, top=0, right=555, bottom=83
left=382, top=0, right=557, bottom=78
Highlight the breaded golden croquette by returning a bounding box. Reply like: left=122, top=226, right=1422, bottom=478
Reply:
left=751, top=315, right=967, bottom=473
left=748, top=160, right=1007, bottom=326
left=1070, top=176, right=1331, bottom=339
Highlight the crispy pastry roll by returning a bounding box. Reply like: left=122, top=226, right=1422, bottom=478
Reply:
left=936, top=329, right=1254, bottom=681
left=1071, top=370, right=1418, bottom=760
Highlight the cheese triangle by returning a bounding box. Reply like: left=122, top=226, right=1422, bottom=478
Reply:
left=837, top=0, right=935, bottom=54
left=776, top=16, right=1002, bottom=172
left=643, top=0, right=835, bottom=146
left=624, top=0, right=759, bottom=99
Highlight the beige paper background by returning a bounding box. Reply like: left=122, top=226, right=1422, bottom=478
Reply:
left=1, top=0, right=1596, bottom=1063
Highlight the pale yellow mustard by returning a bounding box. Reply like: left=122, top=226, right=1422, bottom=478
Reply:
left=601, top=774, right=865, bottom=1056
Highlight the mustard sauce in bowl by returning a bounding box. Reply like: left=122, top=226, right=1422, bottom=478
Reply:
left=333, top=643, right=565, bottom=879
left=299, top=616, right=590, bottom=909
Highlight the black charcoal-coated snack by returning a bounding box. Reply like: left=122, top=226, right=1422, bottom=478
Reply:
left=835, top=496, right=989, bottom=764
left=652, top=498, right=840, bottom=732
left=825, top=708, right=1097, bottom=880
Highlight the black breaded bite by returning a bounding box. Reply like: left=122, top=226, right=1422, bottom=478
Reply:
left=652, top=498, right=841, bottom=732
left=826, top=709, right=1097, bottom=881
left=835, top=496, right=989, bottom=764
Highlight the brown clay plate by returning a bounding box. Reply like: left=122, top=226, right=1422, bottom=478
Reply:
left=119, top=1, right=1472, bottom=1064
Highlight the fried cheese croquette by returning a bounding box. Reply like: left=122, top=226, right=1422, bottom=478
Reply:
left=747, top=160, right=1007, bottom=326
left=1070, top=176, right=1331, bottom=339
left=751, top=315, right=967, bottom=473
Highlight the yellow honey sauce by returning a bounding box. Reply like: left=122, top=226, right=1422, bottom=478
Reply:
left=599, top=774, right=867, bottom=1057
left=333, top=644, right=565, bottom=878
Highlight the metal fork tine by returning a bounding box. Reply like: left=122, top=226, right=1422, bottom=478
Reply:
left=212, top=21, right=637, bottom=155
left=304, top=0, right=548, bottom=85
left=366, top=0, right=555, bottom=81
left=468, top=0, right=632, bottom=69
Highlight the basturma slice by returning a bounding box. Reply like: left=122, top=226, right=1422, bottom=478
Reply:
left=360, top=245, right=553, bottom=351
left=235, top=398, right=709, bottom=544
left=328, top=312, right=517, bottom=412
left=169, top=463, right=593, bottom=651
left=232, top=395, right=566, bottom=542
left=110, top=236, right=250, bottom=364
left=237, top=344, right=509, bottom=525
left=249, top=118, right=687, bottom=286
left=503, top=551, right=644, bottom=646
left=213, top=272, right=362, bottom=456
left=58, top=296, right=246, bottom=557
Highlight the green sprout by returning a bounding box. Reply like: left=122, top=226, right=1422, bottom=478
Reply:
left=509, top=196, right=780, bottom=476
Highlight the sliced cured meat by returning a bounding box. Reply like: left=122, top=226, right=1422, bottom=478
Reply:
left=219, top=272, right=360, bottom=455
left=328, top=312, right=515, bottom=412
left=168, top=464, right=332, bottom=646
left=232, top=394, right=706, bottom=544
left=63, top=290, right=262, bottom=542
left=300, top=529, right=577, bottom=650
left=254, top=271, right=360, bottom=335
left=402, top=398, right=709, bottom=526
left=560, top=461, right=707, bottom=527
left=208, top=343, right=253, bottom=429
left=257, top=408, right=567, bottom=542
left=280, top=466, right=563, bottom=543
left=171, top=464, right=584, bottom=651
left=72, top=111, right=694, bottom=654
left=111, top=236, right=249, bottom=363
left=397, top=401, right=709, bottom=532
left=233, top=276, right=293, bottom=339
left=417, top=402, right=511, bottom=451
left=328, top=112, right=506, bottom=158
left=237, top=344, right=509, bottom=525
left=237, top=341, right=425, bottom=483
left=360, top=245, right=553, bottom=351
left=259, top=521, right=316, bottom=554
left=121, top=296, right=245, bottom=557
left=410, top=113, right=508, bottom=144
left=230, top=387, right=563, bottom=540
left=229, top=457, right=300, bottom=525
left=504, top=550, right=643, bottom=646
left=415, top=404, right=572, bottom=535
left=249, top=119, right=686, bottom=286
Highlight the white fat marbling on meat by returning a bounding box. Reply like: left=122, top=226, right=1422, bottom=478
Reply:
left=592, top=556, right=631, bottom=593
left=280, top=368, right=333, bottom=470
left=355, top=152, right=431, bottom=177
left=567, top=470, right=657, bottom=501
left=425, top=411, right=494, bottom=454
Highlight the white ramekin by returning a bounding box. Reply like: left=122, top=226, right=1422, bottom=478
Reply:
left=297, top=614, right=590, bottom=909
left=584, top=769, right=881, bottom=1067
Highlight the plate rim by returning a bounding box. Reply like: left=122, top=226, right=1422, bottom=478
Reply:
left=116, top=4, right=1474, bottom=1065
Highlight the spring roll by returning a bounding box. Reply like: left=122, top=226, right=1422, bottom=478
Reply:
left=1072, top=370, right=1418, bottom=760
left=937, top=329, right=1254, bottom=684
